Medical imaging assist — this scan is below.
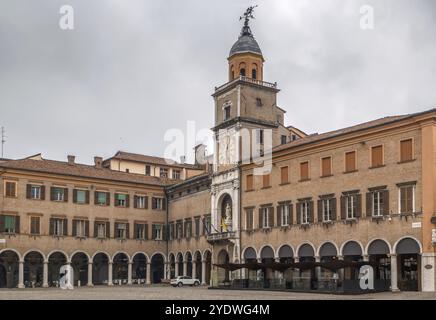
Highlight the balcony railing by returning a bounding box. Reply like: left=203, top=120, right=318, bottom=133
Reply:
left=206, top=231, right=237, bottom=243
left=214, top=76, right=277, bottom=93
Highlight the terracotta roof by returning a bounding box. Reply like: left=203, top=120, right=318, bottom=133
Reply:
left=274, top=108, right=436, bottom=153
left=104, top=151, right=201, bottom=169
left=0, top=158, right=167, bottom=186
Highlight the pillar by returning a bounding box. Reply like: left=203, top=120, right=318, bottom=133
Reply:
left=422, top=253, right=436, bottom=292
left=201, top=260, right=207, bottom=285
left=175, top=261, right=179, bottom=277
left=315, top=256, right=321, bottom=286
left=337, top=255, right=344, bottom=283
left=390, top=254, right=399, bottom=292
left=43, top=261, right=49, bottom=288
left=192, top=261, right=197, bottom=280
left=127, top=262, right=132, bottom=285
left=363, top=255, right=369, bottom=262
left=87, top=261, right=93, bottom=287
left=146, top=262, right=151, bottom=285
left=18, top=260, right=24, bottom=289
left=183, top=261, right=187, bottom=276
left=108, top=262, right=113, bottom=286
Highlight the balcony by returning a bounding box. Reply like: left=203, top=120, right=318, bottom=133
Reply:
left=214, top=76, right=277, bottom=95
left=206, top=231, right=237, bottom=244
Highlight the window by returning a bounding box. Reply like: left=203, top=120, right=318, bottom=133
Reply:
left=321, top=157, right=332, bottom=177
left=224, top=106, right=231, bottom=120
left=372, top=191, right=384, bottom=217
left=4, top=181, right=17, bottom=197
left=245, top=209, right=254, bottom=230
left=152, top=224, right=163, bottom=240
left=176, top=221, right=183, bottom=239
left=246, top=174, right=253, bottom=191
left=371, top=145, right=384, bottom=167
left=172, top=170, right=181, bottom=180
left=300, top=202, right=309, bottom=224
left=400, top=139, right=413, bottom=162
left=30, top=216, right=40, bottom=235
left=135, top=223, right=148, bottom=240
left=300, top=161, right=309, bottom=181
left=184, top=219, right=192, bottom=238
left=160, top=168, right=168, bottom=178
left=281, top=135, right=287, bottom=145
left=51, top=187, right=66, bottom=202
left=399, top=185, right=415, bottom=214
left=51, top=218, right=65, bottom=236
left=30, top=185, right=41, bottom=199
left=145, top=165, right=151, bottom=176
left=95, top=221, right=108, bottom=239
left=152, top=197, right=165, bottom=210
left=256, top=129, right=264, bottom=145
left=169, top=223, right=175, bottom=240
left=203, top=215, right=211, bottom=235
left=73, top=219, right=88, bottom=238
left=115, top=223, right=127, bottom=239
left=73, top=189, right=88, bottom=204
left=252, top=68, right=257, bottom=79
left=345, top=151, right=357, bottom=172
left=262, top=174, right=270, bottom=188
left=279, top=204, right=291, bottom=226
left=345, top=195, right=357, bottom=219
left=240, top=68, right=246, bottom=77
left=256, top=98, right=262, bottom=107
left=280, top=166, right=289, bottom=184
left=1, top=215, right=18, bottom=234
left=115, top=193, right=128, bottom=207
left=125, top=169, right=130, bottom=173
left=260, top=207, right=273, bottom=229
left=291, top=134, right=298, bottom=141
left=95, top=191, right=109, bottom=206
left=321, top=198, right=333, bottom=222
left=135, top=195, right=147, bottom=209
left=194, top=217, right=201, bottom=237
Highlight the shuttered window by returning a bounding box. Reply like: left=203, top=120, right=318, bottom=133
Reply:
left=280, top=166, right=289, bottom=184
left=262, top=174, right=270, bottom=188
left=321, top=157, right=332, bottom=177
left=399, top=185, right=414, bottom=213
left=4, top=181, right=17, bottom=197
left=0, top=215, right=19, bottom=234
left=400, top=139, right=413, bottom=162
left=371, top=145, right=384, bottom=167
left=134, top=223, right=148, bottom=240
left=300, top=162, right=309, bottom=181
left=30, top=216, right=40, bottom=235
left=246, top=174, right=254, bottom=191
left=245, top=209, right=253, bottom=230
left=345, top=151, right=356, bottom=172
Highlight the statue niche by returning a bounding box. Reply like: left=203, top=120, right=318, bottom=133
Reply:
left=220, top=194, right=233, bottom=232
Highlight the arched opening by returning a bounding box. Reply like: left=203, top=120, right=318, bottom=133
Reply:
left=151, top=254, right=165, bottom=284
left=251, top=64, right=258, bottom=80
left=230, top=65, right=235, bottom=81
left=169, top=254, right=176, bottom=279
left=132, top=253, right=147, bottom=284
left=342, top=241, right=363, bottom=283
left=0, top=250, right=19, bottom=288
left=220, top=194, right=233, bottom=232
left=48, top=252, right=67, bottom=287
left=278, top=245, right=294, bottom=289
left=297, top=244, right=315, bottom=290
left=204, top=250, right=212, bottom=285
left=318, top=242, right=338, bottom=289
left=71, top=252, right=88, bottom=287
left=92, top=253, right=109, bottom=285
left=260, top=246, right=275, bottom=288
left=243, top=247, right=257, bottom=287
left=177, top=253, right=184, bottom=277
left=193, top=251, right=202, bottom=280
left=240, top=68, right=246, bottom=77
left=368, top=240, right=391, bottom=286
left=24, top=251, right=44, bottom=288
left=217, top=249, right=230, bottom=284
left=396, top=238, right=421, bottom=291
left=112, top=253, right=128, bottom=285
left=186, top=252, right=193, bottom=277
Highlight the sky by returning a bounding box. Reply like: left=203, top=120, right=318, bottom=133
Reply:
left=0, top=0, right=435, bottom=164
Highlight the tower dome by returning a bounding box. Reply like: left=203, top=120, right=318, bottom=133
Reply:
left=229, top=25, right=263, bottom=58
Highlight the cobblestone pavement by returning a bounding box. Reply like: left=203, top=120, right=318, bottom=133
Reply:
left=0, top=285, right=435, bottom=300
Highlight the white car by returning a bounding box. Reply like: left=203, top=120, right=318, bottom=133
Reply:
left=170, top=276, right=201, bottom=287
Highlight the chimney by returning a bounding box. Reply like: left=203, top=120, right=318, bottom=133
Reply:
left=94, top=156, right=103, bottom=169
left=67, top=155, right=75, bottom=165
left=180, top=156, right=186, bottom=164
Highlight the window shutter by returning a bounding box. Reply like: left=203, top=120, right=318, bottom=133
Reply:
left=26, top=184, right=31, bottom=199
left=134, top=223, right=138, bottom=239
left=356, top=194, right=362, bottom=218
left=144, top=196, right=149, bottom=209
left=280, top=167, right=288, bottom=184
left=64, top=188, right=68, bottom=202
left=73, top=189, right=77, bottom=203
left=41, top=186, right=46, bottom=200
left=289, top=204, right=293, bottom=225
left=382, top=190, right=389, bottom=215
left=106, top=222, right=110, bottom=238
left=276, top=206, right=281, bottom=227
left=94, top=221, right=98, bottom=238
left=321, top=157, right=331, bottom=176
left=269, top=207, right=274, bottom=227
left=331, top=198, right=337, bottom=221
left=162, top=198, right=167, bottom=211
left=152, top=225, right=156, bottom=240
left=126, top=194, right=130, bottom=208
left=63, top=219, right=68, bottom=236
left=162, top=225, right=167, bottom=241
left=263, top=174, right=270, bottom=188
left=400, top=139, right=413, bottom=162
left=85, top=220, right=89, bottom=237
left=296, top=203, right=301, bottom=224
left=50, top=187, right=55, bottom=201
left=0, top=216, right=4, bottom=233
left=340, top=196, right=346, bottom=220
left=345, top=151, right=356, bottom=172
left=49, top=218, right=54, bottom=235
left=36, top=217, right=40, bottom=235
left=246, top=175, right=253, bottom=190
left=126, top=223, right=130, bottom=239
left=366, top=192, right=372, bottom=217
left=145, top=224, right=149, bottom=240
left=72, top=219, right=77, bottom=237
left=15, top=216, right=20, bottom=234
left=106, top=192, right=110, bottom=206
left=371, top=146, right=383, bottom=167
left=152, top=198, right=156, bottom=210
left=114, top=222, right=118, bottom=238
left=309, top=201, right=314, bottom=223
left=258, top=209, right=262, bottom=229
left=85, top=190, right=90, bottom=204
left=317, top=200, right=322, bottom=222
left=300, top=162, right=309, bottom=180
left=133, top=196, right=138, bottom=209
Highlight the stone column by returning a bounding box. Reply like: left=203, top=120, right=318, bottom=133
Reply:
left=146, top=262, right=151, bottom=285
left=192, top=261, right=197, bottom=280
left=108, top=262, right=113, bottom=286
left=201, top=260, right=207, bottom=285
left=390, top=254, right=399, bottom=292
left=315, top=256, right=321, bottom=287
left=183, top=261, right=187, bottom=276
left=363, top=255, right=369, bottom=262
left=43, top=261, right=49, bottom=288
left=337, top=255, right=344, bottom=284
left=175, top=261, right=179, bottom=277
left=127, top=262, right=133, bottom=285
left=18, top=260, right=24, bottom=288
left=87, top=261, right=93, bottom=287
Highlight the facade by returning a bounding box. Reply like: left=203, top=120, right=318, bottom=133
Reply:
left=1, top=13, right=435, bottom=292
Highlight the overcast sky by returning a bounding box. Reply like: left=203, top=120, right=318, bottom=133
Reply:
left=0, top=0, right=435, bottom=164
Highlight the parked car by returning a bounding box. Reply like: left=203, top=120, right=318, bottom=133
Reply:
left=170, top=276, right=201, bottom=287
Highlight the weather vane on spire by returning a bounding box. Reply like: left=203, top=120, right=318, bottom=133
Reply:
left=239, top=5, right=258, bottom=36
